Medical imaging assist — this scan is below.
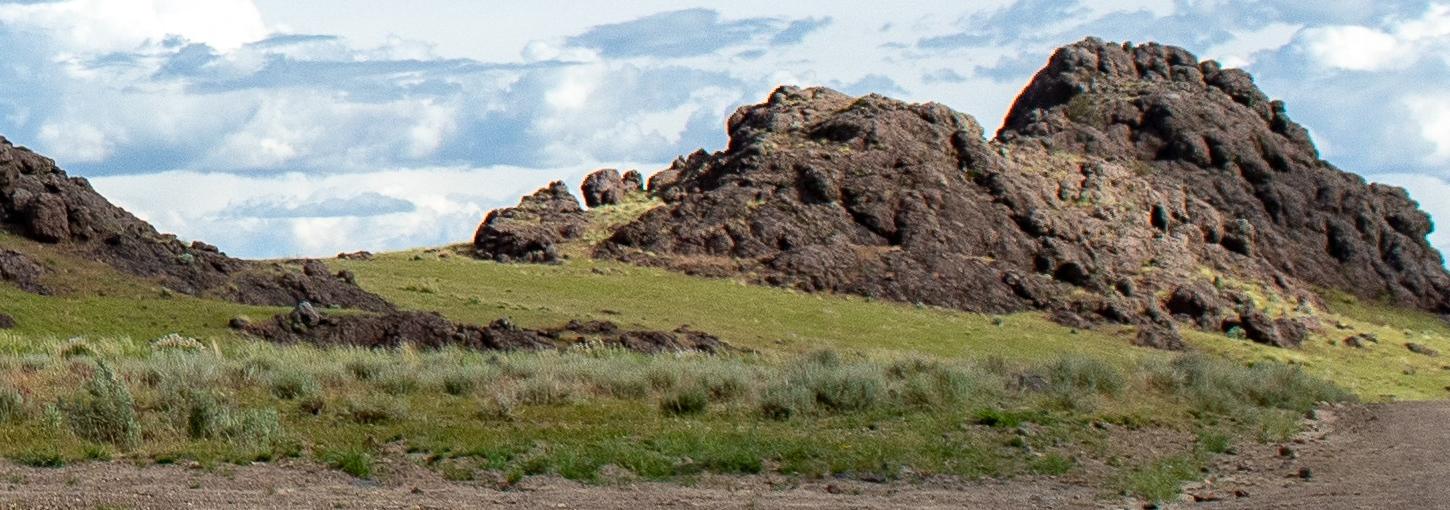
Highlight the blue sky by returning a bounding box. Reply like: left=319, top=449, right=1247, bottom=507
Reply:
left=1, top=0, right=1448, bottom=259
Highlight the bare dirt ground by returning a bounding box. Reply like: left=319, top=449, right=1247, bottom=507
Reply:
left=0, top=401, right=1444, bottom=509
left=1185, top=400, right=1450, bottom=510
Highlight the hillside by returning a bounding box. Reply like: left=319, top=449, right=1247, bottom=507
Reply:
left=477, top=39, right=1450, bottom=353
left=0, top=37, right=1447, bottom=507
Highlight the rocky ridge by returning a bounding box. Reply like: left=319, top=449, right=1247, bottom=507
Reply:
left=241, top=303, right=729, bottom=354
left=0, top=138, right=390, bottom=311
left=476, top=38, right=1450, bottom=349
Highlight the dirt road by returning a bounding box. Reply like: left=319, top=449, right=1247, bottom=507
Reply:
left=0, top=402, right=1445, bottom=509
left=1189, top=401, right=1450, bottom=509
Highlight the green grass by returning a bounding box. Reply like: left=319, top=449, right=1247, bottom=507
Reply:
left=333, top=249, right=1156, bottom=364
left=0, top=338, right=1349, bottom=488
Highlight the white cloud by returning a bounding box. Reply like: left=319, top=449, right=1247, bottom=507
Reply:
left=1299, top=25, right=1404, bottom=70
left=1298, top=4, right=1450, bottom=71
left=1405, top=94, right=1450, bottom=164
left=0, top=0, right=267, bottom=52
left=36, top=121, right=114, bottom=163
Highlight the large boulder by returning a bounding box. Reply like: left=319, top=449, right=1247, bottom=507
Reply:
left=0, top=249, right=48, bottom=294
left=581, top=169, right=632, bottom=207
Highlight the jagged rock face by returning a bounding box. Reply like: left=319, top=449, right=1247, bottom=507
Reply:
left=0, top=137, right=391, bottom=311
left=581, top=38, right=1450, bottom=347
left=999, top=38, right=1450, bottom=314
left=472, top=181, right=587, bottom=263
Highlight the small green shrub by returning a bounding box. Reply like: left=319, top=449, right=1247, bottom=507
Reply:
left=660, top=387, right=708, bottom=416
left=343, top=396, right=404, bottom=425
left=1116, top=454, right=1202, bottom=503
left=806, top=363, right=883, bottom=413
left=60, top=363, right=141, bottom=449
left=185, top=392, right=281, bottom=447
left=1047, top=355, right=1124, bottom=395
left=13, top=450, right=65, bottom=468
left=345, top=359, right=384, bottom=381
left=58, top=338, right=98, bottom=359
left=1196, top=430, right=1232, bottom=454
left=758, top=381, right=810, bottom=421
left=517, top=377, right=576, bottom=406
left=1029, top=453, right=1075, bottom=475
left=0, top=386, right=24, bottom=422
left=269, top=370, right=320, bottom=400
left=323, top=449, right=373, bottom=478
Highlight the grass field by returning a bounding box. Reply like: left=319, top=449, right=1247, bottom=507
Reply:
left=1, top=219, right=1447, bottom=502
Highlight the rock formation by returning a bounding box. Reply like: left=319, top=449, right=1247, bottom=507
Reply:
left=0, top=137, right=390, bottom=311
left=467, top=38, right=1450, bottom=349
left=472, top=181, right=587, bottom=263
left=581, top=169, right=644, bottom=208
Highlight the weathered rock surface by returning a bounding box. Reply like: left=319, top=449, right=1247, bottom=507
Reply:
left=539, top=38, right=1450, bottom=349
left=581, top=169, right=643, bottom=208
left=0, top=313, right=14, bottom=329
left=0, top=137, right=390, bottom=311
left=0, top=249, right=48, bottom=294
left=243, top=304, right=729, bottom=354
left=472, top=181, right=587, bottom=263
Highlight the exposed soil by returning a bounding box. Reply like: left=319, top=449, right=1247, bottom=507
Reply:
left=1186, top=400, right=1450, bottom=509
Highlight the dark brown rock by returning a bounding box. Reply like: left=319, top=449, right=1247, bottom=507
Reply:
left=336, top=251, right=374, bottom=261
left=0, top=137, right=391, bottom=311
left=581, top=169, right=631, bottom=207
left=243, top=304, right=729, bottom=354
left=622, top=170, right=645, bottom=192
left=1407, top=342, right=1440, bottom=357
left=0, top=249, right=48, bottom=294
left=472, top=181, right=586, bottom=263
left=1134, top=324, right=1187, bottom=350
left=0, top=313, right=14, bottom=329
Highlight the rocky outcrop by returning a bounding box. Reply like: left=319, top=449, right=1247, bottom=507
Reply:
left=0, top=137, right=390, bottom=311
left=472, top=181, right=587, bottom=263
left=581, top=169, right=644, bottom=208
left=571, top=38, right=1450, bottom=349
left=242, top=304, right=729, bottom=354
left=997, top=38, right=1450, bottom=315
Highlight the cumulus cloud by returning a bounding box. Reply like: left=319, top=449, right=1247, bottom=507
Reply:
left=1299, top=4, right=1450, bottom=71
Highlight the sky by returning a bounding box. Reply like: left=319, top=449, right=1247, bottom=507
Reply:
left=1, top=1, right=1448, bottom=259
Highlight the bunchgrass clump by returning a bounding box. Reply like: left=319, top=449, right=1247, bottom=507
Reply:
left=322, top=448, right=373, bottom=478
left=268, top=370, right=320, bottom=400
left=659, top=386, right=708, bottom=416
left=343, top=395, right=404, bottom=425
left=60, top=363, right=141, bottom=449
left=0, top=386, right=23, bottom=422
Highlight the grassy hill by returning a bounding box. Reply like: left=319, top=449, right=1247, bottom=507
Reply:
left=0, top=205, right=1447, bottom=502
